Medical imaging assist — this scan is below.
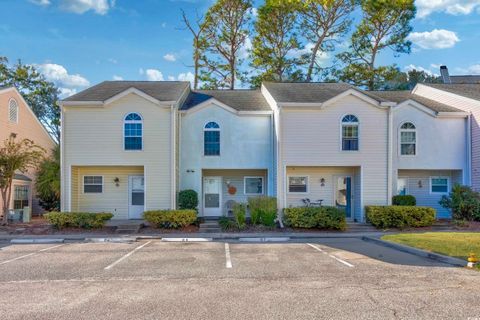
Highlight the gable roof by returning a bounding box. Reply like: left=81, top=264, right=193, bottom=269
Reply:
left=371, top=90, right=462, bottom=113
left=262, top=82, right=389, bottom=104
left=181, top=90, right=271, bottom=111
left=62, top=81, right=190, bottom=103
left=422, top=83, right=480, bottom=102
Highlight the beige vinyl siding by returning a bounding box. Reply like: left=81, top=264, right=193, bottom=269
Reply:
left=353, top=167, right=361, bottom=221
left=72, top=166, right=143, bottom=219
left=286, top=166, right=360, bottom=220
left=71, top=167, right=79, bottom=211
left=202, top=169, right=267, bottom=216
left=414, top=85, right=478, bottom=190
left=398, top=169, right=462, bottom=219
left=62, top=93, right=173, bottom=212
left=280, top=94, right=389, bottom=220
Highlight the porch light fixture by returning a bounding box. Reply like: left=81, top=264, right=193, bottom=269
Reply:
left=418, top=180, right=422, bottom=188
left=186, top=169, right=195, bottom=173
left=114, top=177, right=120, bottom=187
left=320, top=178, right=325, bottom=187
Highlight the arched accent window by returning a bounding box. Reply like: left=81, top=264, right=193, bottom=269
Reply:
left=341, top=114, right=359, bottom=151
left=400, top=122, right=416, bottom=155
left=204, top=121, right=220, bottom=156
left=9, top=99, right=18, bottom=123
left=124, top=113, right=143, bottom=150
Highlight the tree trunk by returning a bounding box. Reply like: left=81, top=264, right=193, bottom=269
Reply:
left=306, top=37, right=325, bottom=82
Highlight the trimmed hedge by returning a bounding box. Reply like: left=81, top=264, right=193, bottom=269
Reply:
left=392, top=195, right=416, bottom=206
left=45, top=212, right=113, bottom=229
left=366, top=206, right=435, bottom=229
left=283, top=206, right=347, bottom=231
left=143, top=210, right=197, bottom=229
left=178, top=190, right=199, bottom=210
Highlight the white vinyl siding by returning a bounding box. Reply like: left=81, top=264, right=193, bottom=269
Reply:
left=62, top=93, right=173, bottom=213
left=280, top=94, right=389, bottom=220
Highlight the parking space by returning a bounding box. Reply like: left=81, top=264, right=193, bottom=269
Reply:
left=0, top=238, right=479, bottom=319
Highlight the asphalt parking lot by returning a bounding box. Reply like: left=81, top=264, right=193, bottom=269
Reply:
left=0, top=238, right=478, bottom=320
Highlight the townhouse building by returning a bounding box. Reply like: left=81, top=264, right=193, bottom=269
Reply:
left=59, top=81, right=473, bottom=221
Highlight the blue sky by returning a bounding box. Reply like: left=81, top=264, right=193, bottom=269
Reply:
left=1, top=0, right=480, bottom=96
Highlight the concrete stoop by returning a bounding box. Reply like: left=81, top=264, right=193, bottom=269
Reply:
left=199, top=221, right=221, bottom=233
left=114, top=223, right=144, bottom=234
left=346, top=223, right=378, bottom=232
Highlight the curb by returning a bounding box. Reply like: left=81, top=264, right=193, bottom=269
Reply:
left=362, top=236, right=468, bottom=267
left=85, top=237, right=137, bottom=243
left=10, top=238, right=64, bottom=244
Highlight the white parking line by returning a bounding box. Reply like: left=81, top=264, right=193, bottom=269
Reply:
left=0, top=244, right=65, bottom=265
left=307, top=243, right=354, bottom=268
left=104, top=241, right=152, bottom=270
left=225, top=243, right=232, bottom=269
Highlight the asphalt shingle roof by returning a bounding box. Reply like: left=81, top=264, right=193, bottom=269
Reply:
left=423, top=83, right=480, bottom=102
left=371, top=90, right=463, bottom=113
left=449, top=75, right=480, bottom=84
left=181, top=90, right=271, bottom=111
left=63, top=81, right=190, bottom=102
left=262, top=82, right=388, bottom=104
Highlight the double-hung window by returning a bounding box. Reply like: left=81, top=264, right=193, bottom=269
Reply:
left=124, top=113, right=143, bottom=151
left=244, top=177, right=264, bottom=195
left=288, top=176, right=308, bottom=193
left=431, top=177, right=449, bottom=194
left=400, top=122, right=416, bottom=155
left=341, top=115, right=359, bottom=151
left=204, top=122, right=220, bottom=156
left=84, top=176, right=103, bottom=193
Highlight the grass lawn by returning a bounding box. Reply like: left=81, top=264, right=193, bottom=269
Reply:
left=382, top=232, right=480, bottom=263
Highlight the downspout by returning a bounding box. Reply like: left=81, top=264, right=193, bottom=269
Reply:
left=467, top=113, right=472, bottom=186
left=387, top=105, right=393, bottom=205
left=60, top=107, right=66, bottom=212
left=171, top=104, right=176, bottom=209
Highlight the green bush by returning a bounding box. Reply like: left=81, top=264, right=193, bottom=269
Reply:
left=283, top=206, right=347, bottom=231
left=45, top=212, right=113, bottom=230
left=143, top=210, right=197, bottom=229
left=366, top=206, right=435, bottom=229
left=248, top=196, right=277, bottom=226
left=392, top=195, right=416, bottom=206
left=439, top=184, right=480, bottom=221
left=178, top=190, right=199, bottom=210
left=219, top=216, right=236, bottom=231
left=233, top=203, right=247, bottom=230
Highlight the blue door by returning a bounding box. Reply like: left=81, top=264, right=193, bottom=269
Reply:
left=336, top=176, right=352, bottom=220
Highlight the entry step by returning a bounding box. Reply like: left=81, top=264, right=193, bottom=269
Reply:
left=199, top=220, right=221, bottom=233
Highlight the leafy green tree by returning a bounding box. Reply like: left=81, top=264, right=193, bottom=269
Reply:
left=199, top=0, right=253, bottom=89
left=250, top=0, right=305, bottom=87
left=299, top=0, right=356, bottom=82
left=0, top=57, right=60, bottom=143
left=337, top=0, right=416, bottom=90
left=0, top=134, right=46, bottom=224
left=35, top=145, right=60, bottom=212
left=384, top=69, right=442, bottom=90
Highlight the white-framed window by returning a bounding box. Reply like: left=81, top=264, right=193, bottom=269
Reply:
left=430, top=177, right=449, bottom=194
left=124, top=113, right=143, bottom=151
left=83, top=176, right=103, bottom=193
left=204, top=121, right=220, bottom=156
left=397, top=177, right=408, bottom=195
left=9, top=98, right=18, bottom=123
left=341, top=114, right=359, bottom=151
left=288, top=176, right=308, bottom=193
left=400, top=122, right=416, bottom=155
left=244, top=176, right=264, bottom=195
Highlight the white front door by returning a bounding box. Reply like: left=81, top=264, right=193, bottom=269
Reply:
left=203, top=177, right=222, bottom=217
left=128, top=176, right=145, bottom=219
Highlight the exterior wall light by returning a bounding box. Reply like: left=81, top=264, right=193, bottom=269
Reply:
left=418, top=180, right=423, bottom=188
left=114, top=177, right=120, bottom=187
left=320, top=178, right=325, bottom=187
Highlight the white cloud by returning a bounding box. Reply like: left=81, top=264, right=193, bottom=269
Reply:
left=29, top=0, right=51, bottom=6
left=416, top=0, right=480, bottom=18
left=238, top=36, right=252, bottom=59
left=177, top=72, right=195, bottom=83
left=59, top=0, right=115, bottom=15
left=140, top=68, right=164, bottom=81
left=408, top=29, right=459, bottom=49
left=107, top=58, right=118, bottom=64
left=163, top=54, right=176, bottom=62
left=112, top=75, right=123, bottom=80
left=34, top=63, right=89, bottom=98
left=36, top=63, right=90, bottom=87
left=404, top=64, right=439, bottom=76
left=457, top=64, right=480, bottom=74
